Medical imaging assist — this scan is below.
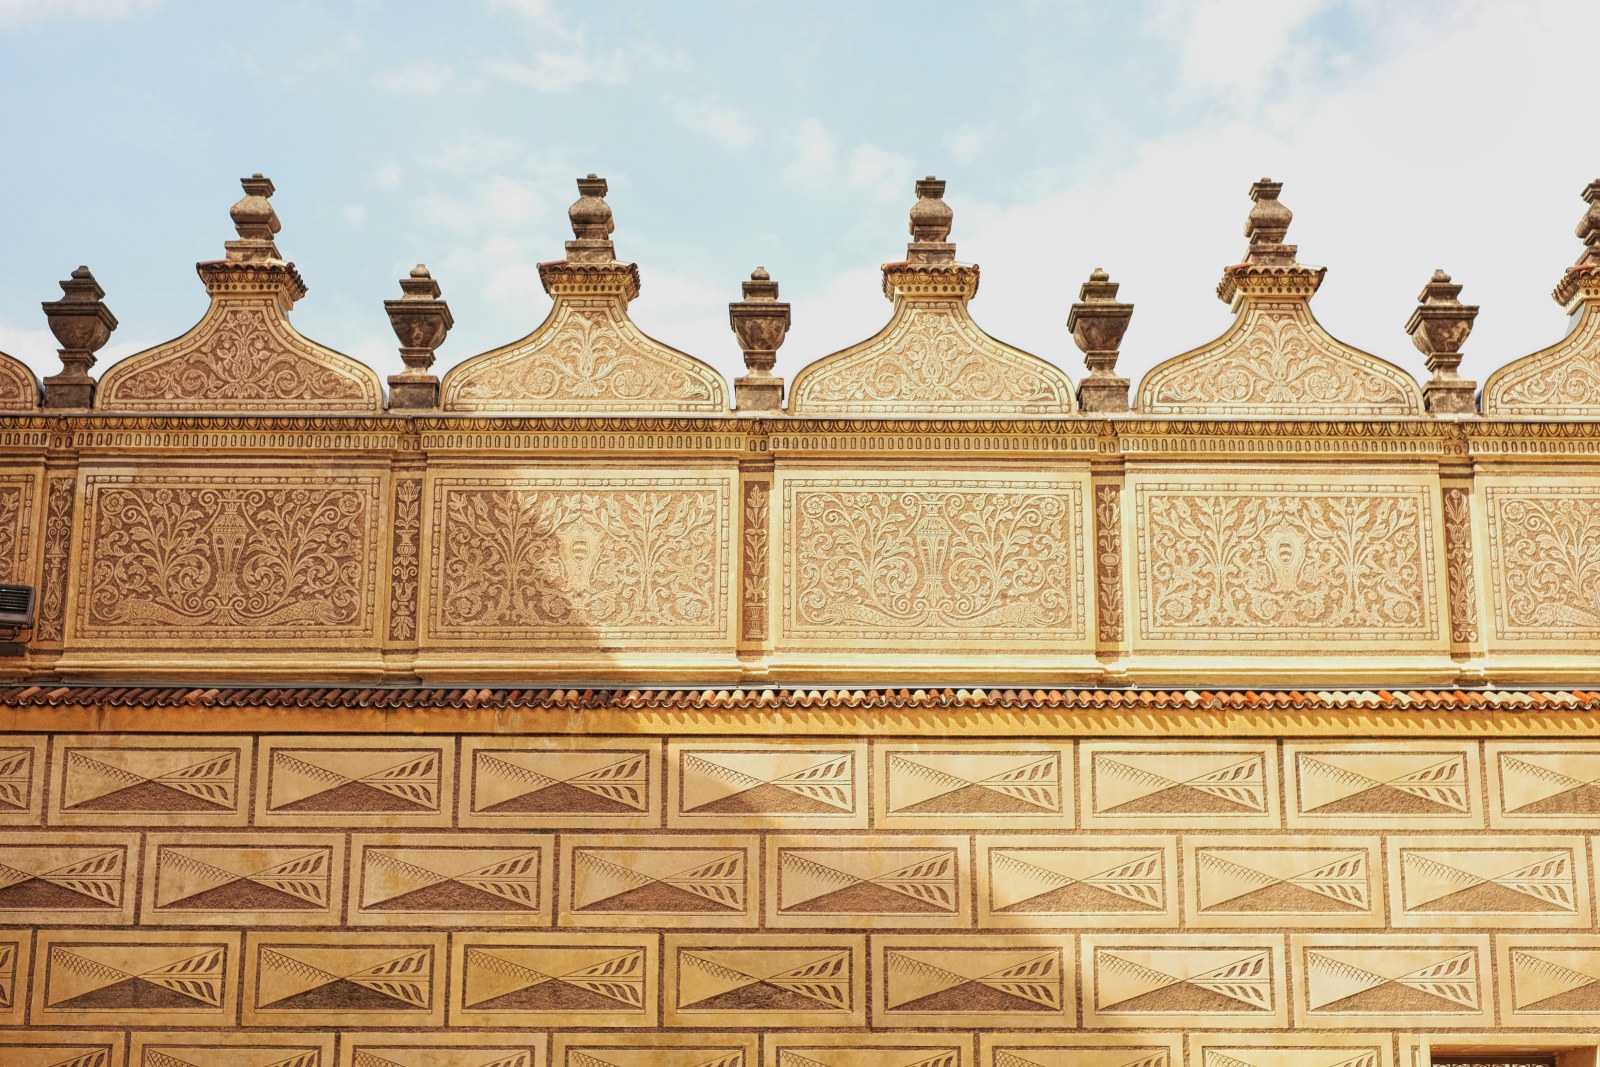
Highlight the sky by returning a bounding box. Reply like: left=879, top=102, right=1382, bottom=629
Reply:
left=1, top=0, right=1598, bottom=399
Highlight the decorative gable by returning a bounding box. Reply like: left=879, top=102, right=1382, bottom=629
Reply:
left=440, top=175, right=727, bottom=414
left=788, top=178, right=1074, bottom=416
left=96, top=175, right=381, bottom=413
left=1484, top=181, right=1600, bottom=416
left=1138, top=180, right=1422, bottom=417
left=0, top=352, right=36, bottom=411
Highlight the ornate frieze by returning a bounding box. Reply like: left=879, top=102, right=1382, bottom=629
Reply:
left=740, top=479, right=771, bottom=643
left=1094, top=484, right=1124, bottom=644
left=67, top=472, right=382, bottom=644
left=424, top=473, right=734, bottom=645
left=1483, top=481, right=1600, bottom=642
left=778, top=474, right=1087, bottom=646
left=33, top=473, right=76, bottom=644
left=1131, top=476, right=1441, bottom=646
left=1482, top=293, right=1600, bottom=416
left=1441, top=487, right=1480, bottom=644
left=386, top=477, right=423, bottom=643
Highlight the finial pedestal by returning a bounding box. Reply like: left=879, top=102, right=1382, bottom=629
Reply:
left=1407, top=269, right=1479, bottom=415
left=41, top=266, right=116, bottom=409
left=386, top=265, right=454, bottom=409
left=1069, top=268, right=1133, bottom=412
left=731, top=268, right=789, bottom=411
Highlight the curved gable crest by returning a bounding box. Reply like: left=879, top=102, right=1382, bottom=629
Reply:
left=1484, top=181, right=1600, bottom=416
left=789, top=178, right=1074, bottom=417
left=1138, top=180, right=1422, bottom=417
left=97, top=175, right=381, bottom=414
left=441, top=175, right=726, bottom=415
left=0, top=351, right=37, bottom=411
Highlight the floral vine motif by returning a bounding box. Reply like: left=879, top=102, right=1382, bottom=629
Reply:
left=1442, top=488, right=1479, bottom=643
left=1142, top=489, right=1432, bottom=638
left=741, top=481, right=770, bottom=642
left=387, top=478, right=423, bottom=642
left=84, top=485, right=370, bottom=632
left=792, top=304, right=1070, bottom=414
left=107, top=305, right=370, bottom=408
left=447, top=303, right=721, bottom=412
left=35, top=475, right=75, bottom=643
left=1145, top=306, right=1417, bottom=415
left=0, top=356, right=33, bottom=410
left=791, top=489, right=1076, bottom=637
left=1484, top=306, right=1600, bottom=416
left=435, top=487, right=722, bottom=636
left=1490, top=491, right=1600, bottom=636
left=0, top=486, right=21, bottom=584
left=1094, top=484, right=1124, bottom=643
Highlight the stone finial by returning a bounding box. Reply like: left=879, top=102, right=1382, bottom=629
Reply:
left=385, top=264, right=454, bottom=409
left=1216, top=178, right=1325, bottom=306
left=41, top=266, right=117, bottom=409
left=1407, top=269, right=1479, bottom=415
left=731, top=267, right=790, bottom=411
left=1243, top=179, right=1296, bottom=266
left=566, top=173, right=616, bottom=264
left=224, top=173, right=286, bottom=265
left=1553, top=179, right=1600, bottom=308
left=1068, top=267, right=1134, bottom=412
left=906, top=176, right=956, bottom=265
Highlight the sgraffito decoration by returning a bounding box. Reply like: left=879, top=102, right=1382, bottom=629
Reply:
left=0, top=474, right=35, bottom=585
left=95, top=175, right=381, bottom=413
left=441, top=175, right=726, bottom=414
left=789, top=179, right=1074, bottom=416
left=1138, top=180, right=1423, bottom=416
left=426, top=474, right=733, bottom=645
left=1132, top=480, right=1439, bottom=645
left=780, top=477, right=1086, bottom=646
left=1483, top=482, right=1600, bottom=641
left=69, top=473, right=381, bottom=645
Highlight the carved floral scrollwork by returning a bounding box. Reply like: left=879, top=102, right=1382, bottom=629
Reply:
left=79, top=481, right=375, bottom=637
left=98, top=304, right=378, bottom=411
left=789, top=303, right=1073, bottom=415
left=1141, top=304, right=1421, bottom=416
left=1487, top=488, right=1600, bottom=638
left=1138, top=486, right=1435, bottom=640
left=787, top=486, right=1081, bottom=640
left=0, top=485, right=22, bottom=584
left=387, top=478, right=423, bottom=642
left=1483, top=304, right=1600, bottom=416
left=741, top=481, right=770, bottom=643
left=1442, top=487, right=1480, bottom=643
left=0, top=354, right=35, bottom=410
left=442, top=302, right=725, bottom=413
left=1094, top=484, right=1124, bottom=643
left=35, top=474, right=75, bottom=643
left=433, top=483, right=727, bottom=639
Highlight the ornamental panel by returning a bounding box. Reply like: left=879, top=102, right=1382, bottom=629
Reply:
left=424, top=472, right=734, bottom=646
left=1482, top=478, right=1600, bottom=644
left=67, top=470, right=383, bottom=646
left=0, top=472, right=36, bottom=586
left=777, top=473, right=1089, bottom=649
left=1129, top=474, right=1443, bottom=648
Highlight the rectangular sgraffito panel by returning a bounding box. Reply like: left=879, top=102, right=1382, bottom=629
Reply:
left=765, top=1034, right=972, bottom=1067
left=555, top=1033, right=756, bottom=1067
left=776, top=472, right=1090, bottom=650
left=0, top=1032, right=125, bottom=1067
left=256, top=736, right=454, bottom=829
left=0, top=934, right=32, bottom=1025
left=664, top=933, right=865, bottom=1028
left=1187, top=1034, right=1393, bottom=1067
left=1283, top=741, right=1481, bottom=830
left=873, top=934, right=1074, bottom=1029
left=34, top=929, right=240, bottom=1028
left=143, top=832, right=345, bottom=927
left=669, top=741, right=867, bottom=829
left=874, top=742, right=1074, bottom=830
left=350, top=833, right=552, bottom=928
left=1482, top=478, right=1600, bottom=645
left=1079, top=741, right=1279, bottom=831
left=1291, top=933, right=1493, bottom=1029
left=450, top=931, right=658, bottom=1028
left=1386, top=834, right=1589, bottom=929
left=340, top=1033, right=547, bottom=1067
left=1080, top=934, right=1287, bottom=1029
left=459, top=736, right=661, bottom=830
left=49, top=734, right=251, bottom=828
left=423, top=472, right=734, bottom=646
left=765, top=834, right=969, bottom=930
left=561, top=834, right=756, bottom=930
left=0, top=738, right=45, bottom=827
left=1486, top=741, right=1600, bottom=828
left=0, top=472, right=36, bottom=586
left=131, top=1032, right=335, bottom=1067
left=976, top=836, right=1177, bottom=929
left=1496, top=934, right=1600, bottom=1029
left=1183, top=835, right=1383, bottom=930
left=1128, top=473, right=1445, bottom=649
left=66, top=470, right=383, bottom=646
left=982, top=1035, right=1181, bottom=1067
left=0, top=832, right=137, bottom=925
left=242, top=931, right=447, bottom=1029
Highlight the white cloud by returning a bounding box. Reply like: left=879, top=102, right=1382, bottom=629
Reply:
left=373, top=163, right=403, bottom=190
left=1143, top=0, right=1337, bottom=103
left=672, top=100, right=755, bottom=150
left=342, top=204, right=367, bottom=227
left=481, top=0, right=682, bottom=92
left=484, top=52, right=628, bottom=93
left=0, top=0, right=160, bottom=31
left=847, top=144, right=915, bottom=204
left=372, top=58, right=484, bottom=95
left=944, top=125, right=990, bottom=164
left=783, top=119, right=839, bottom=190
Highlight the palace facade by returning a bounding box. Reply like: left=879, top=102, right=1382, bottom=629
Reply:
left=0, top=172, right=1598, bottom=1067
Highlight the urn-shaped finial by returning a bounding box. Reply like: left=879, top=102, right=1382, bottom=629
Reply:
left=1069, top=267, right=1134, bottom=412
left=41, top=266, right=117, bottom=409
left=385, top=264, right=454, bottom=409
left=222, top=173, right=286, bottom=265
left=566, top=173, right=616, bottom=263
left=1576, top=180, right=1600, bottom=269
left=1407, top=269, right=1479, bottom=415
left=731, top=267, right=790, bottom=412
left=1243, top=178, right=1296, bottom=266
left=906, top=176, right=955, bottom=265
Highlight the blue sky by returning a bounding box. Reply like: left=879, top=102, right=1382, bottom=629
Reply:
left=1, top=0, right=1597, bottom=396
